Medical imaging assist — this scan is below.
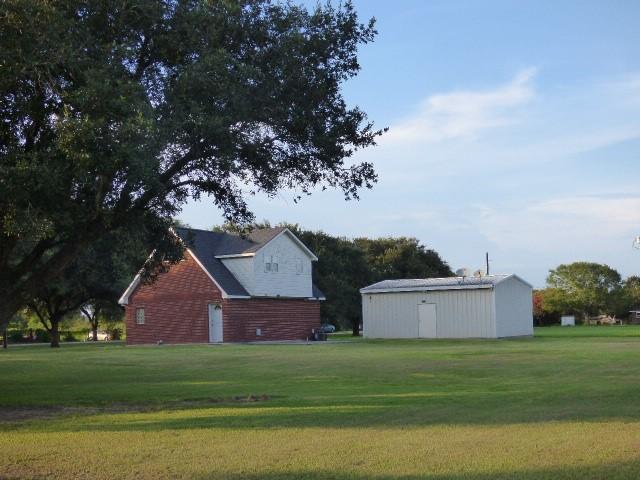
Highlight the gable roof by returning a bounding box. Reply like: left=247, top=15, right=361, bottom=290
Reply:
left=360, top=274, right=531, bottom=294
left=175, top=226, right=318, bottom=260
left=174, top=227, right=321, bottom=298
left=119, top=227, right=323, bottom=304
left=175, top=228, right=251, bottom=297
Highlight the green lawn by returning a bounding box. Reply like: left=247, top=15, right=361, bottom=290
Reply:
left=2, top=326, right=640, bottom=479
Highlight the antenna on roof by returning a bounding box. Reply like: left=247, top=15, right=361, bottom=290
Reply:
left=485, top=252, right=490, bottom=275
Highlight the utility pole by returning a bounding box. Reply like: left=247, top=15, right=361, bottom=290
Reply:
left=486, top=252, right=490, bottom=275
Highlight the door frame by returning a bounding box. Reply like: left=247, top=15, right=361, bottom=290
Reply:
left=208, top=303, right=223, bottom=343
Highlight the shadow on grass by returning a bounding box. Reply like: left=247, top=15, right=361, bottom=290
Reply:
left=17, top=394, right=640, bottom=433
left=189, top=460, right=640, bottom=480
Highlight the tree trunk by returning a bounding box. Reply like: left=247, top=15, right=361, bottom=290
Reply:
left=50, top=318, right=60, bottom=348
left=352, top=319, right=360, bottom=337
left=92, top=323, right=98, bottom=341
left=0, top=297, right=23, bottom=332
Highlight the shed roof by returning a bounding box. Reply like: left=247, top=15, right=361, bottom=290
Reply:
left=360, top=274, right=530, bottom=294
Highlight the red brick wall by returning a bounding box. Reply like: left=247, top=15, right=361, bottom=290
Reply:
left=125, top=251, right=322, bottom=344
left=125, top=251, right=223, bottom=345
left=222, top=298, right=321, bottom=342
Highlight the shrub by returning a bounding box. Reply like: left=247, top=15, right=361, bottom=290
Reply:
left=35, top=329, right=51, bottom=343
left=63, top=331, right=77, bottom=342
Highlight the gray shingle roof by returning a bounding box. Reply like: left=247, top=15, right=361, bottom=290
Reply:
left=175, top=228, right=252, bottom=296
left=360, top=275, right=513, bottom=293
left=175, top=227, right=323, bottom=299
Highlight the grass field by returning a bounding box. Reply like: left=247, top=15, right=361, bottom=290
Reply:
left=2, top=326, right=640, bottom=479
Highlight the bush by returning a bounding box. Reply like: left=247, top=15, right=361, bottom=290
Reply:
left=35, top=329, right=51, bottom=343
left=109, top=328, right=122, bottom=340
left=8, top=330, right=25, bottom=343
left=63, top=331, right=77, bottom=342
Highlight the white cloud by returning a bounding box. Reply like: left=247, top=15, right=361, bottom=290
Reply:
left=474, top=195, right=640, bottom=254
left=385, top=67, right=537, bottom=144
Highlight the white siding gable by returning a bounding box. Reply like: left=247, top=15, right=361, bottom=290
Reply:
left=253, top=232, right=313, bottom=297
left=219, top=230, right=314, bottom=298
left=220, top=256, right=255, bottom=294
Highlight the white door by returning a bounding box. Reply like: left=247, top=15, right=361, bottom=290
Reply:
left=418, top=303, right=437, bottom=338
left=208, top=304, right=223, bottom=343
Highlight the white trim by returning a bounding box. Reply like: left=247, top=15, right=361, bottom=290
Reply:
left=186, top=248, right=233, bottom=298
left=256, top=229, right=318, bottom=261
left=118, top=273, right=141, bottom=305
left=493, top=274, right=534, bottom=289
left=118, top=250, right=157, bottom=305
left=215, top=253, right=256, bottom=259
left=360, top=284, right=495, bottom=294
left=213, top=229, right=318, bottom=261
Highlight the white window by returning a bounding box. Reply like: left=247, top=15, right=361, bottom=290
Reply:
left=265, top=255, right=278, bottom=273
left=136, top=308, right=145, bottom=325
left=296, top=258, right=303, bottom=274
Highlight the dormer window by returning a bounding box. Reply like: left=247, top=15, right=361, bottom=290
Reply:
left=265, top=255, right=279, bottom=273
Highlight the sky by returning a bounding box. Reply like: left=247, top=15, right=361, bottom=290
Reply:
left=179, top=0, right=640, bottom=287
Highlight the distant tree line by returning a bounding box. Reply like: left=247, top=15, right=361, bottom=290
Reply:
left=216, top=221, right=453, bottom=335
left=534, top=262, right=640, bottom=325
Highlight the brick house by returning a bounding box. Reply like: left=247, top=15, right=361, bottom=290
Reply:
left=119, top=227, right=325, bottom=344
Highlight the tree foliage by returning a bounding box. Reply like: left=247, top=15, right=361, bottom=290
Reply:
left=294, top=229, right=370, bottom=335
left=354, top=237, right=453, bottom=281
left=0, top=0, right=382, bottom=326
left=27, top=228, right=152, bottom=347
left=545, top=262, right=623, bottom=320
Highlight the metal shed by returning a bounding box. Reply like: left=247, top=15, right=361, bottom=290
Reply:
left=360, top=274, right=533, bottom=339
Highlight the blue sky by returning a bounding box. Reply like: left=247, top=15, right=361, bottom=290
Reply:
left=179, top=0, right=640, bottom=287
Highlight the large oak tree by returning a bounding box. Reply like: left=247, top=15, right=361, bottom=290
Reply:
left=0, top=0, right=383, bottom=327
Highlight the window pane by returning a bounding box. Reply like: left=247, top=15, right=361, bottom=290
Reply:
left=136, top=308, right=145, bottom=325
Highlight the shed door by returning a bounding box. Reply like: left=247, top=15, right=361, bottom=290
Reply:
left=418, top=303, right=437, bottom=338
left=208, top=304, right=223, bottom=343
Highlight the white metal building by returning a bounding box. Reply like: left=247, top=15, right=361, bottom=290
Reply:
left=360, top=274, right=533, bottom=339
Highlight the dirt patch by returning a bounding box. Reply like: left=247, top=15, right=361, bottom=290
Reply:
left=0, top=395, right=273, bottom=424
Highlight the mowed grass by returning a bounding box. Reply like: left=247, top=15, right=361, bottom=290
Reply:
left=2, top=326, right=640, bottom=479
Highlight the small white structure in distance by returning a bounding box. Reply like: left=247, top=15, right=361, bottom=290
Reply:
left=561, top=315, right=575, bottom=326
left=360, top=274, right=533, bottom=339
